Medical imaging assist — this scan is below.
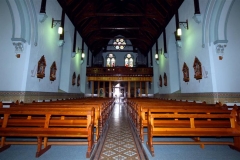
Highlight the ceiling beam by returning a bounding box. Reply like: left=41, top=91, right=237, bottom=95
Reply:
left=100, top=27, right=140, bottom=30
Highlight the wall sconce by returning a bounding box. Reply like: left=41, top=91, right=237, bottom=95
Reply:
left=51, top=18, right=63, bottom=34
left=177, top=19, right=188, bottom=36
left=155, top=52, right=159, bottom=60
left=81, top=52, right=85, bottom=64
left=155, top=50, right=160, bottom=64
left=81, top=52, right=85, bottom=60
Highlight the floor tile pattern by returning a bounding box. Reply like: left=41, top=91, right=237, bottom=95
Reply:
left=98, top=104, right=141, bottom=160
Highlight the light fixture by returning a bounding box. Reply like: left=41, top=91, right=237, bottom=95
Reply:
left=58, top=26, right=63, bottom=34
left=155, top=42, right=160, bottom=64
left=81, top=52, right=85, bottom=60
left=81, top=40, right=85, bottom=64
left=177, top=19, right=188, bottom=36
left=155, top=52, right=159, bottom=60
left=51, top=18, right=63, bottom=34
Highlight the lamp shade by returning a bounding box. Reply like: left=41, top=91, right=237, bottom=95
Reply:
left=155, top=53, right=159, bottom=59
left=82, top=52, right=85, bottom=59
left=58, top=26, right=63, bottom=34
left=177, top=28, right=182, bottom=36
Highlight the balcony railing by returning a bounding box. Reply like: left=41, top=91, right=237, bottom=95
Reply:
left=86, top=67, right=153, bottom=77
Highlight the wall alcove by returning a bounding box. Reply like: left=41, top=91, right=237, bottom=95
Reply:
left=37, top=55, right=46, bottom=79
left=72, top=72, right=76, bottom=86
left=182, top=62, right=189, bottom=82
left=50, top=61, right=57, bottom=81
left=193, top=57, right=202, bottom=80
left=164, top=72, right=167, bottom=86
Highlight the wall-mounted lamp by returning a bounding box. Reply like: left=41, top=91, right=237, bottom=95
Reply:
left=51, top=18, right=63, bottom=34
left=177, top=19, right=188, bottom=36
left=80, top=40, right=85, bottom=64
left=80, top=52, right=85, bottom=64
left=81, top=52, right=85, bottom=60
left=155, top=52, right=159, bottom=61
left=155, top=41, right=160, bottom=64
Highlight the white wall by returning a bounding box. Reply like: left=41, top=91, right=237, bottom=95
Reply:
left=210, top=0, right=240, bottom=92
left=0, top=0, right=85, bottom=93
left=25, top=0, right=63, bottom=92
left=0, top=0, right=30, bottom=91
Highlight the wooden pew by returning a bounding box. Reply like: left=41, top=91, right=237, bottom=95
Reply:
left=126, top=100, right=224, bottom=141
left=0, top=107, right=95, bottom=158
left=146, top=107, right=240, bottom=156
left=12, top=98, right=115, bottom=135
left=9, top=103, right=107, bottom=141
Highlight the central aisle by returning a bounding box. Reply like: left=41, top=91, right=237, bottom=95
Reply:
left=92, top=101, right=148, bottom=159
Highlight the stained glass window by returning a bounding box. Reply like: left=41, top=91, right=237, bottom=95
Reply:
left=113, top=38, right=126, bottom=50
left=106, top=54, right=116, bottom=67
left=124, top=53, right=134, bottom=67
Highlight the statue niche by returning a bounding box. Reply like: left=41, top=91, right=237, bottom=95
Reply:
left=182, top=62, right=189, bottom=82
left=50, top=61, right=57, bottom=81
left=193, top=57, right=202, bottom=80
left=37, top=55, right=46, bottom=79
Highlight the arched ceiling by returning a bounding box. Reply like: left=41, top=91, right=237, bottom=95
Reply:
left=57, top=0, right=184, bottom=56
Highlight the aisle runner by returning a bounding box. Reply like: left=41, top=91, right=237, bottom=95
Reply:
left=94, top=104, right=144, bottom=159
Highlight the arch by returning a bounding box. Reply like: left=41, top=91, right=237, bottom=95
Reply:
left=124, top=53, right=134, bottom=67
left=106, top=53, right=116, bottom=67
left=7, top=0, right=37, bottom=45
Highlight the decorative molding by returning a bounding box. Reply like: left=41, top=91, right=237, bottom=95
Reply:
left=163, top=52, right=168, bottom=58
left=71, top=52, right=76, bottom=58
left=192, top=14, right=202, bottom=24
left=29, top=0, right=38, bottom=46
left=39, top=13, right=48, bottom=23
left=13, top=42, right=24, bottom=53
left=154, top=92, right=240, bottom=104
left=0, top=91, right=84, bottom=103
left=176, top=40, right=182, bottom=48
left=58, top=40, right=64, bottom=47
left=202, top=0, right=213, bottom=48
left=214, top=40, right=227, bottom=60
left=87, top=76, right=152, bottom=82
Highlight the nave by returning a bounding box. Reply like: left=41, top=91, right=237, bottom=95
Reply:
left=1, top=98, right=240, bottom=160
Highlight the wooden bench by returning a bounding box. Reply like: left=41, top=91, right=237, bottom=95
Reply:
left=126, top=100, right=224, bottom=141
left=138, top=106, right=228, bottom=141
left=0, top=107, right=95, bottom=158
left=146, top=107, right=240, bottom=156
left=10, top=99, right=115, bottom=141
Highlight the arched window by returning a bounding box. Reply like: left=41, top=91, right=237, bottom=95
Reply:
left=124, top=53, right=134, bottom=67
left=106, top=53, right=116, bottom=67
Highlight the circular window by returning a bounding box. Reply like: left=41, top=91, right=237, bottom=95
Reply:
left=113, top=38, right=126, bottom=50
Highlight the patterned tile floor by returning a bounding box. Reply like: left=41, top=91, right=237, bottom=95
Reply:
left=92, top=102, right=147, bottom=160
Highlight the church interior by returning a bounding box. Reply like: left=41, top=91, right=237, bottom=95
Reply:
left=1, top=0, right=240, bottom=159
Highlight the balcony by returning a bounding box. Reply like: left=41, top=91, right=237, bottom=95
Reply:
left=86, top=67, right=153, bottom=77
